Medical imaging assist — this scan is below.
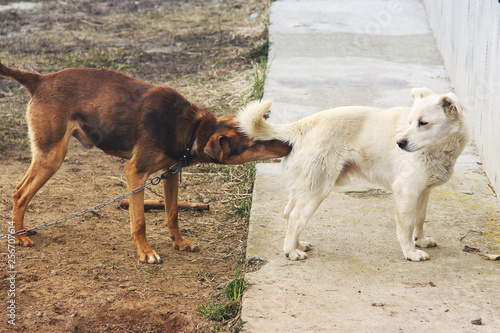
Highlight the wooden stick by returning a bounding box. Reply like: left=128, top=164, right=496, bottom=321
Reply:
left=119, top=199, right=209, bottom=211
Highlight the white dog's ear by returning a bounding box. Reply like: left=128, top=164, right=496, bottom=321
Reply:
left=440, top=93, right=463, bottom=118
left=411, top=87, right=433, bottom=101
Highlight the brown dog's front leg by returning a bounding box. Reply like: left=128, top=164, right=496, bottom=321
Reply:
left=163, top=172, right=198, bottom=252
left=124, top=163, right=162, bottom=264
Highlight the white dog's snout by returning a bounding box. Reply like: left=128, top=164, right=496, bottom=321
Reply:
left=397, top=138, right=408, bottom=150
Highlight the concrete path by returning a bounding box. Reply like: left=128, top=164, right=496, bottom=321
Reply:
left=241, top=1, right=500, bottom=332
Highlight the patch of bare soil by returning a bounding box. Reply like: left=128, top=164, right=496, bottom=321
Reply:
left=0, top=1, right=269, bottom=331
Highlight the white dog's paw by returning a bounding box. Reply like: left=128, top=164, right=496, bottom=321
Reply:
left=286, top=249, right=308, bottom=261
left=297, top=241, right=312, bottom=252
left=405, top=249, right=430, bottom=261
left=415, top=236, right=437, bottom=248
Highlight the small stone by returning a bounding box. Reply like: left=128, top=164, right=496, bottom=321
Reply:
left=250, top=11, right=261, bottom=20
left=371, top=303, right=385, bottom=307
left=106, top=296, right=115, bottom=303
left=471, top=318, right=482, bottom=325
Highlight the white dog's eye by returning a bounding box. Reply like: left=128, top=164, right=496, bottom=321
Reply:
left=418, top=120, right=428, bottom=127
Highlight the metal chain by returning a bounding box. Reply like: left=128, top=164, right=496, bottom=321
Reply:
left=1, top=162, right=184, bottom=240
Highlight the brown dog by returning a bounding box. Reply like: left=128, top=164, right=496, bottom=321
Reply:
left=0, top=63, right=291, bottom=263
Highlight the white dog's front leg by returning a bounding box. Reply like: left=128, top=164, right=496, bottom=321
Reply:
left=412, top=189, right=437, bottom=249
left=397, top=222, right=430, bottom=261
left=415, top=235, right=437, bottom=248
left=393, top=189, right=430, bottom=261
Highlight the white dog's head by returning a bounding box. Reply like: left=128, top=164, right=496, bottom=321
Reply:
left=396, top=88, right=465, bottom=152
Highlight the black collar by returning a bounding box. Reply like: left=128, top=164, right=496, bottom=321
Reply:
left=177, top=120, right=200, bottom=182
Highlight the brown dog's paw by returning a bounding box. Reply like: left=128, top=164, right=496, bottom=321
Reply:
left=173, top=238, right=199, bottom=252
left=15, top=235, right=35, bottom=247
left=138, top=250, right=162, bottom=264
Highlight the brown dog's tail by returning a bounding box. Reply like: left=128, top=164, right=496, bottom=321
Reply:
left=0, top=62, right=41, bottom=96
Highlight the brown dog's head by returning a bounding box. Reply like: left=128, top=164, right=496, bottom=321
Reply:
left=202, top=114, right=291, bottom=164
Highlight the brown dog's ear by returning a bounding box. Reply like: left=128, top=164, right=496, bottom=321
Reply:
left=204, top=134, right=231, bottom=162
left=441, top=93, right=463, bottom=119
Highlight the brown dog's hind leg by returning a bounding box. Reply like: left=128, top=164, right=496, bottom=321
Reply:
left=12, top=139, right=69, bottom=247
left=124, top=161, right=162, bottom=264
left=163, top=172, right=198, bottom=252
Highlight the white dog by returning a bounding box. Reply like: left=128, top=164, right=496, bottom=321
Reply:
left=238, top=88, right=470, bottom=261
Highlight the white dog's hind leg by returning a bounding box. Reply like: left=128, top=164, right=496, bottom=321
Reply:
left=413, top=190, right=437, bottom=248
left=283, top=195, right=295, bottom=252
left=284, top=197, right=312, bottom=252
left=297, top=240, right=312, bottom=252
left=283, top=195, right=295, bottom=220
left=284, top=195, right=325, bottom=260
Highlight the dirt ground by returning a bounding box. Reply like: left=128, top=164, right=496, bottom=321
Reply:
left=0, top=1, right=270, bottom=331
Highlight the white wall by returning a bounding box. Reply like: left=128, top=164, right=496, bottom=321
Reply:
left=424, top=0, right=500, bottom=204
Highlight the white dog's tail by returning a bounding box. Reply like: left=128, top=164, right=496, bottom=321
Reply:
left=237, top=99, right=294, bottom=143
